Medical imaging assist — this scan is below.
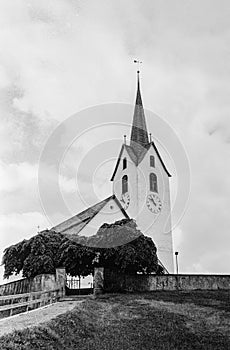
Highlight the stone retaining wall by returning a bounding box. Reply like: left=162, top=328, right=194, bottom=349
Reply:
left=95, top=268, right=230, bottom=293
left=0, top=268, right=66, bottom=297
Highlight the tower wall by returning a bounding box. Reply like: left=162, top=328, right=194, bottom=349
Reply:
left=136, top=147, right=174, bottom=273
left=113, top=147, right=138, bottom=218
left=112, top=145, right=174, bottom=273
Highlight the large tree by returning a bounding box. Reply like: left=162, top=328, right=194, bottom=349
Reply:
left=88, top=218, right=142, bottom=248
left=72, top=219, right=160, bottom=274
left=2, top=219, right=162, bottom=280
left=57, top=239, right=96, bottom=278
left=98, top=234, right=159, bottom=274
left=2, top=230, right=64, bottom=279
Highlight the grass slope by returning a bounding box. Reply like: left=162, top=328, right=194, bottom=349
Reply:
left=0, top=290, right=229, bottom=350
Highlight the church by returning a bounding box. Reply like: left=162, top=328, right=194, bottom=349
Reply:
left=52, top=70, right=174, bottom=273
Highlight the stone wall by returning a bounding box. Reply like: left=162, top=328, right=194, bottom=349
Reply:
left=94, top=267, right=104, bottom=295
left=101, top=269, right=230, bottom=293
left=0, top=268, right=66, bottom=296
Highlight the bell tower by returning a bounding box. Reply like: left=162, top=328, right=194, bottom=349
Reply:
left=111, top=70, right=174, bottom=273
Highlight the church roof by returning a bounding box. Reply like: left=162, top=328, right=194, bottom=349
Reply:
left=110, top=144, right=137, bottom=181
left=130, top=71, right=149, bottom=159
left=147, top=142, right=171, bottom=177
left=110, top=140, right=171, bottom=181
left=111, top=70, right=171, bottom=180
left=52, top=195, right=129, bottom=235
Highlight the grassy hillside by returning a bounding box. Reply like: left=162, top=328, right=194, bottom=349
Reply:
left=0, top=290, right=229, bottom=349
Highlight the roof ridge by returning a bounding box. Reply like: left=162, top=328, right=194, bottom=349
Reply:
left=52, top=195, right=129, bottom=235
left=75, top=195, right=114, bottom=217
left=150, top=141, right=171, bottom=177
left=52, top=195, right=114, bottom=232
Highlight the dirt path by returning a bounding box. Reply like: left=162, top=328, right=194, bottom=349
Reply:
left=0, top=300, right=83, bottom=338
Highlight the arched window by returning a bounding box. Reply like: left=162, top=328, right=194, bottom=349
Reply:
left=122, top=175, right=128, bottom=194
left=150, top=173, right=158, bottom=192
left=150, top=155, right=155, bottom=167
left=123, top=157, right=127, bottom=170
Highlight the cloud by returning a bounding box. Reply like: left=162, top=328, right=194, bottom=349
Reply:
left=0, top=0, right=130, bottom=122
left=0, top=161, right=37, bottom=193
left=174, top=118, right=230, bottom=273
left=0, top=211, right=50, bottom=284
left=0, top=211, right=49, bottom=247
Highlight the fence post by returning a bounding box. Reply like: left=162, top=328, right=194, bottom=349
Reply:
left=26, top=293, right=30, bottom=312
left=175, top=274, right=181, bottom=291
left=94, top=267, right=104, bottom=296
left=56, top=268, right=66, bottom=298
left=9, top=298, right=13, bottom=317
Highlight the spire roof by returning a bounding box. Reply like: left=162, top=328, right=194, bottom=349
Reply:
left=130, top=71, right=149, bottom=159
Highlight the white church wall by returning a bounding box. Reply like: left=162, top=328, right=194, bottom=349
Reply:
left=113, top=147, right=138, bottom=217
left=136, top=146, right=174, bottom=272
left=113, top=144, right=174, bottom=273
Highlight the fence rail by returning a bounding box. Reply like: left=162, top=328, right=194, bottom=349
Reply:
left=0, top=289, right=61, bottom=319
left=0, top=278, right=31, bottom=296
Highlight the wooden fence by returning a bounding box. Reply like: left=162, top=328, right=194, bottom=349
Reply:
left=0, top=289, right=61, bottom=319
left=0, top=278, right=31, bottom=296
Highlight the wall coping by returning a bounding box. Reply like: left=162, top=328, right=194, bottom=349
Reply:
left=0, top=269, right=66, bottom=288
left=104, top=269, right=230, bottom=277
left=144, top=274, right=230, bottom=277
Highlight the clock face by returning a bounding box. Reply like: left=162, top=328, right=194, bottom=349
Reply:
left=146, top=193, right=162, bottom=214
left=120, top=192, right=130, bottom=210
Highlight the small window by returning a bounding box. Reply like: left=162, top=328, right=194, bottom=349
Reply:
left=150, top=173, right=158, bottom=192
left=123, top=158, right=127, bottom=170
left=122, top=175, right=128, bottom=194
left=150, top=155, right=155, bottom=167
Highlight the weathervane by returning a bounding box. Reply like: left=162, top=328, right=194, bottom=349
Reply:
left=134, top=59, right=142, bottom=73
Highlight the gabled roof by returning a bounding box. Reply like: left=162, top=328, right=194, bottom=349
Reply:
left=148, top=141, right=171, bottom=177
left=52, top=195, right=129, bottom=235
left=110, top=140, right=171, bottom=181
left=110, top=144, right=138, bottom=181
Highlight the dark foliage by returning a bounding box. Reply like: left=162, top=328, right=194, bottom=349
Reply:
left=2, top=219, right=160, bottom=279
left=69, top=218, right=159, bottom=274
left=57, top=239, right=96, bottom=277
left=86, top=218, right=142, bottom=248
left=2, top=231, right=64, bottom=279
left=98, top=234, right=158, bottom=274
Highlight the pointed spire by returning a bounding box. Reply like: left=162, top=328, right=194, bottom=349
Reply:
left=130, top=70, right=149, bottom=158
left=135, top=71, right=143, bottom=106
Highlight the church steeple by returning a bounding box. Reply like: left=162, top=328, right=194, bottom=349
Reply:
left=130, top=71, right=149, bottom=158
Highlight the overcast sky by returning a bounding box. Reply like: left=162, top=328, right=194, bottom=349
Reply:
left=1, top=0, right=230, bottom=282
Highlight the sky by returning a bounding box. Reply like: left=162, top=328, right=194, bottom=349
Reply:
left=1, top=0, right=230, bottom=282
